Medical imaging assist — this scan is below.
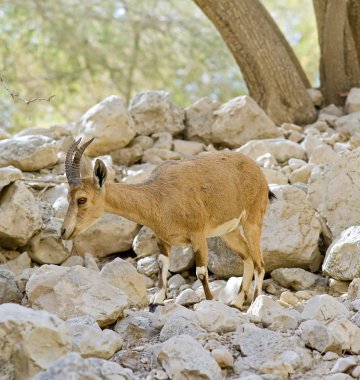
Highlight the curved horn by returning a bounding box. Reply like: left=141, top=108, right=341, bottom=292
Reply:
left=65, top=138, right=82, bottom=187
left=65, top=137, right=94, bottom=187
left=70, top=138, right=95, bottom=187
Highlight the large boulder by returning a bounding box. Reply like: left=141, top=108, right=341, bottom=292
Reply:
left=211, top=96, right=281, bottom=148
left=27, top=217, right=72, bottom=264
left=0, top=181, right=42, bottom=249
left=301, top=295, right=350, bottom=321
left=323, top=226, right=360, bottom=281
left=308, top=147, right=360, bottom=239
left=0, top=166, right=22, bottom=191
left=100, top=258, right=148, bottom=307
left=26, top=265, right=128, bottom=327
left=129, top=91, right=185, bottom=136
left=76, top=95, right=136, bottom=156
left=0, top=135, right=58, bottom=171
left=0, top=303, right=72, bottom=379
left=184, top=97, right=220, bottom=143
left=262, top=185, right=322, bottom=272
left=156, top=335, right=223, bottom=380
left=74, top=213, right=140, bottom=257
left=33, top=352, right=136, bottom=380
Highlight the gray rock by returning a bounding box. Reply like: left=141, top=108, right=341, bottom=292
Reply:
left=129, top=91, right=185, bottom=136
left=160, top=314, right=205, bottom=342
left=299, top=320, right=342, bottom=353
left=348, top=278, right=360, bottom=300
left=26, top=265, right=128, bottom=327
left=270, top=268, right=318, bottom=291
left=345, top=88, right=360, bottom=114
left=0, top=181, right=42, bottom=249
left=156, top=335, right=222, bottom=380
left=175, top=288, right=200, bottom=306
left=0, top=303, right=72, bottom=379
left=0, top=268, right=22, bottom=304
left=301, top=295, right=350, bottom=321
left=170, top=246, right=195, bottom=273
left=33, top=352, right=136, bottom=380
left=0, top=135, right=58, bottom=171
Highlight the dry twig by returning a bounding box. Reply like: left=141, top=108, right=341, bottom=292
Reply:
left=0, top=76, right=55, bottom=104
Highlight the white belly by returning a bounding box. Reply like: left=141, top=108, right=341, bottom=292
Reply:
left=206, top=218, right=241, bottom=237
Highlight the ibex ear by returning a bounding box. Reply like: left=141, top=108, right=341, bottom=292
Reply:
left=93, top=159, right=107, bottom=189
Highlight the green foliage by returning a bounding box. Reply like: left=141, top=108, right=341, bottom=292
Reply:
left=0, top=0, right=318, bottom=132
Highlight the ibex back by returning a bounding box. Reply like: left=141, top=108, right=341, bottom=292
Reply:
left=61, top=138, right=271, bottom=310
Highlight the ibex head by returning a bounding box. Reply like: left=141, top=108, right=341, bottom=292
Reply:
left=61, top=138, right=108, bottom=240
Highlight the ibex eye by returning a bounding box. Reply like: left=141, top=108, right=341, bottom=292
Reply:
left=78, top=197, right=87, bottom=205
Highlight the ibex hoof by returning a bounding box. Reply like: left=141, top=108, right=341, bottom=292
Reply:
left=149, top=303, right=160, bottom=313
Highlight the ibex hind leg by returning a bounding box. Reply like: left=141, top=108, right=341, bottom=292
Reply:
left=242, top=221, right=265, bottom=305
left=149, top=240, right=170, bottom=312
left=220, top=229, right=253, bottom=310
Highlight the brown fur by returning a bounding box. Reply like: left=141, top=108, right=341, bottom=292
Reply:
left=62, top=151, right=270, bottom=309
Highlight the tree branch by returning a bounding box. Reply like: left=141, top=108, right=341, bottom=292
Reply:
left=0, top=76, right=55, bottom=104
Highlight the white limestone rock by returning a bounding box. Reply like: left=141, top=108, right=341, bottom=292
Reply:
left=232, top=323, right=312, bottom=371
left=262, top=167, right=289, bottom=185
left=345, top=88, right=360, bottom=114
left=301, top=295, right=350, bottom=321
left=0, top=251, right=31, bottom=276
left=27, top=217, right=72, bottom=264
left=175, top=288, right=201, bottom=306
left=270, top=268, right=318, bottom=291
left=299, top=320, right=342, bottom=353
left=66, top=316, right=122, bottom=359
left=170, top=246, right=195, bottom=273
left=323, top=226, right=360, bottom=281
left=0, top=303, right=72, bottom=379
left=308, top=148, right=360, bottom=239
left=184, top=97, right=220, bottom=143
left=156, top=335, right=223, bottom=380
left=76, top=95, right=136, bottom=156
left=26, top=265, right=128, bottom=327
left=334, top=111, right=360, bottom=138
left=237, top=138, right=306, bottom=162
left=74, top=213, right=140, bottom=257
left=248, top=295, right=300, bottom=329
left=33, top=352, right=136, bottom=380
left=194, top=300, right=250, bottom=333
left=327, top=319, right=360, bottom=354
left=0, top=166, right=22, bottom=191
left=348, top=278, right=360, bottom=300
left=100, top=258, right=148, bottom=308
left=261, top=185, right=322, bottom=272
left=0, top=135, right=58, bottom=171
left=173, top=139, right=204, bottom=157
left=132, top=226, right=159, bottom=257
left=211, top=96, right=281, bottom=148
left=0, top=181, right=42, bottom=249
left=129, top=91, right=185, bottom=136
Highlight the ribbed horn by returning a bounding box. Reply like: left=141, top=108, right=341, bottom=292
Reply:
left=71, top=137, right=95, bottom=185
left=65, top=138, right=82, bottom=187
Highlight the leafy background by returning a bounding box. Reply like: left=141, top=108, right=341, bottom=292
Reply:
left=0, top=0, right=318, bottom=132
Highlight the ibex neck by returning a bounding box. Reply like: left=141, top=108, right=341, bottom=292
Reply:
left=104, top=182, right=157, bottom=227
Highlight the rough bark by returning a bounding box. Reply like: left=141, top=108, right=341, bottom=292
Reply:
left=193, top=0, right=316, bottom=125
left=314, top=0, right=360, bottom=105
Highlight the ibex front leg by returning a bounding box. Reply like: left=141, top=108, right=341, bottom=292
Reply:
left=149, top=240, right=170, bottom=312
left=192, top=234, right=213, bottom=300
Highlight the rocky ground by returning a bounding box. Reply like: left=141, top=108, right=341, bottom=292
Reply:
left=1, top=89, right=360, bottom=379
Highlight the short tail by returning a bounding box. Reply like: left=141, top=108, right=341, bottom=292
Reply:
left=268, top=190, right=276, bottom=202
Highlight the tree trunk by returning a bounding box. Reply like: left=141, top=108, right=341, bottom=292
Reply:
left=313, top=0, right=360, bottom=105
left=193, top=0, right=316, bottom=125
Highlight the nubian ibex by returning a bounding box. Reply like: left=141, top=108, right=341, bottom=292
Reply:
left=61, top=138, right=272, bottom=310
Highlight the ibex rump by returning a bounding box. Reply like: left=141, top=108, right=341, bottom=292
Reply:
left=61, top=138, right=271, bottom=310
